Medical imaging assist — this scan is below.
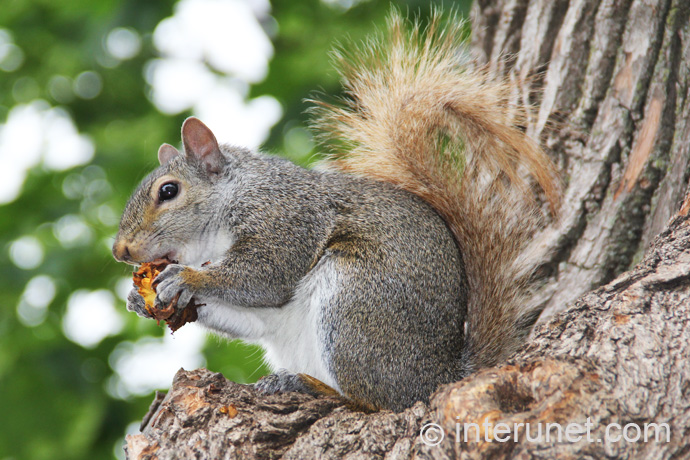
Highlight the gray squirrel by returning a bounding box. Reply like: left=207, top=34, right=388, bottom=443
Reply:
left=112, top=11, right=559, bottom=412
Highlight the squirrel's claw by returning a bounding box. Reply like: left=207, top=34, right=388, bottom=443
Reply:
left=127, top=288, right=153, bottom=319
left=154, top=264, right=194, bottom=311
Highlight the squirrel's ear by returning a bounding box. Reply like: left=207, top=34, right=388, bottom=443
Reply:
left=158, top=143, right=180, bottom=165
left=181, top=117, right=225, bottom=174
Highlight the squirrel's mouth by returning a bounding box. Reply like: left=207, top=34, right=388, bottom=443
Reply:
left=135, top=256, right=178, bottom=274
left=135, top=253, right=177, bottom=269
left=158, top=252, right=177, bottom=264
left=162, top=253, right=176, bottom=263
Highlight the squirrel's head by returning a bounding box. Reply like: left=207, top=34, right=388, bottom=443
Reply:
left=113, top=117, right=234, bottom=266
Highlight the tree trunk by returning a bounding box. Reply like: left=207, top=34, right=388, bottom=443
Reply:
left=125, top=1, right=690, bottom=458
left=473, top=0, right=690, bottom=320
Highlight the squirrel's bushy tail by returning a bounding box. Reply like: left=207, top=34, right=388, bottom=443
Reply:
left=312, top=10, right=560, bottom=372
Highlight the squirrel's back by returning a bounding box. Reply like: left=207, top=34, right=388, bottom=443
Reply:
left=312, top=10, right=560, bottom=372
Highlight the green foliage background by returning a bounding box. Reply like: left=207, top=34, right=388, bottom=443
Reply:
left=0, top=0, right=470, bottom=458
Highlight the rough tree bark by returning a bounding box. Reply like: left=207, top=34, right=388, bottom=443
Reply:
left=473, top=0, right=690, bottom=320
left=125, top=0, right=690, bottom=458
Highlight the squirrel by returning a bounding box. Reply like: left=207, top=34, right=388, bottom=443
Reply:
left=112, top=11, right=559, bottom=413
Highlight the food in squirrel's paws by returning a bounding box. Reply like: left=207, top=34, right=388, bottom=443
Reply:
left=133, top=259, right=166, bottom=312
left=132, top=259, right=202, bottom=332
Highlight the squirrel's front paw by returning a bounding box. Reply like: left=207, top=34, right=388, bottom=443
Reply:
left=154, top=264, right=194, bottom=310
left=126, top=288, right=152, bottom=318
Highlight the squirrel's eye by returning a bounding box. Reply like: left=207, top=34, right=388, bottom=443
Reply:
left=158, top=182, right=179, bottom=202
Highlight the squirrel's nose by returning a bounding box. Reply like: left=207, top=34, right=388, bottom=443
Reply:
left=112, top=241, right=133, bottom=263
